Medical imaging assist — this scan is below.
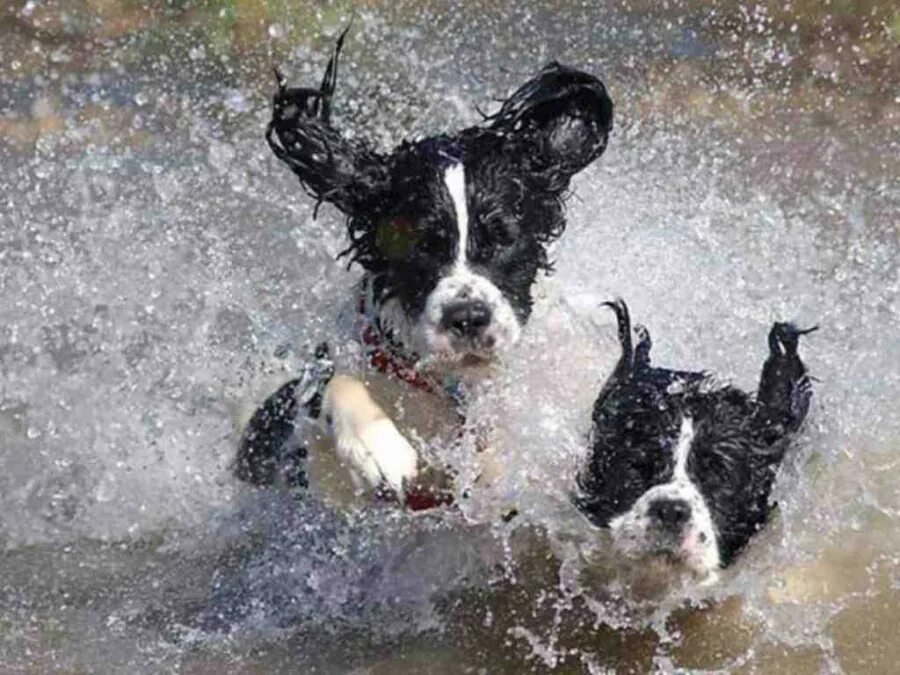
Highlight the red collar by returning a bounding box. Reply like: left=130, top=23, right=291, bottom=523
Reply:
left=357, top=286, right=463, bottom=511
left=358, top=292, right=445, bottom=397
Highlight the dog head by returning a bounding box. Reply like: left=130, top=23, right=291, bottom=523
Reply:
left=576, top=301, right=815, bottom=580
left=580, top=390, right=798, bottom=580
left=267, top=32, right=613, bottom=363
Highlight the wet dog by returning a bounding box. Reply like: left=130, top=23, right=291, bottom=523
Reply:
left=576, top=299, right=816, bottom=581
left=234, top=28, right=613, bottom=503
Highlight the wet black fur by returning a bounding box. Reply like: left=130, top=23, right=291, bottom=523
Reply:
left=576, top=300, right=816, bottom=566
left=233, top=377, right=309, bottom=488
left=239, top=30, right=612, bottom=488
left=234, top=344, right=333, bottom=488
left=266, top=27, right=613, bottom=322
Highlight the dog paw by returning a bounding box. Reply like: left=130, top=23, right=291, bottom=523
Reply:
left=324, top=375, right=419, bottom=494
left=333, top=417, right=418, bottom=494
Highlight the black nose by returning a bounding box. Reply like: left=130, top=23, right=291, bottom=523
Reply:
left=441, top=300, right=492, bottom=339
left=648, top=499, right=691, bottom=531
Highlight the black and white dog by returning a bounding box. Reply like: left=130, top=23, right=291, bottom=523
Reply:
left=576, top=299, right=816, bottom=581
left=234, top=29, right=613, bottom=502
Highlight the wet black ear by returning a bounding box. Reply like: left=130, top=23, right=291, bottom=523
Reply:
left=489, top=62, right=613, bottom=189
left=590, top=298, right=633, bottom=412
left=756, top=322, right=818, bottom=436
left=266, top=28, right=388, bottom=216
left=603, top=298, right=633, bottom=378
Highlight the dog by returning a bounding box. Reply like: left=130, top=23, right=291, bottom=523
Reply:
left=575, top=299, right=816, bottom=582
left=233, top=28, right=614, bottom=505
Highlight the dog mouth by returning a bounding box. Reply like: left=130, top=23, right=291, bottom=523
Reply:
left=420, top=314, right=511, bottom=364
left=648, top=540, right=685, bottom=562
left=447, top=333, right=498, bottom=359
left=638, top=530, right=716, bottom=577
left=615, top=528, right=691, bottom=563
left=426, top=340, right=499, bottom=365
left=418, top=269, right=523, bottom=363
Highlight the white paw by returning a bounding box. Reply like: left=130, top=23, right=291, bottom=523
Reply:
left=324, top=375, right=419, bottom=494
left=334, top=417, right=418, bottom=493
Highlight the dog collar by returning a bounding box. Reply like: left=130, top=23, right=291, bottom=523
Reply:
left=357, top=290, right=467, bottom=405
left=355, top=280, right=467, bottom=512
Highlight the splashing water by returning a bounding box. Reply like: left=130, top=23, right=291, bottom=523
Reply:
left=1, top=1, right=897, bottom=671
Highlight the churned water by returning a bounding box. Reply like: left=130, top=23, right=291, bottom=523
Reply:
left=1, top=1, right=897, bottom=672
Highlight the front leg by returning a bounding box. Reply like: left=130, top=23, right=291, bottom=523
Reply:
left=234, top=377, right=310, bottom=488
left=234, top=344, right=333, bottom=488
left=323, top=375, right=419, bottom=495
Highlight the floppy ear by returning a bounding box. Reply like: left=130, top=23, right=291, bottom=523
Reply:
left=266, top=28, right=388, bottom=216
left=489, top=62, right=613, bottom=189
left=755, top=322, right=818, bottom=436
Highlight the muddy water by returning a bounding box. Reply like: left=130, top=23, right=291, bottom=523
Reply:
left=1, top=1, right=898, bottom=672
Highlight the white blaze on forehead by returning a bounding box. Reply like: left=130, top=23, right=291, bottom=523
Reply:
left=672, top=416, right=695, bottom=480
left=412, top=161, right=522, bottom=360
left=443, top=163, right=469, bottom=268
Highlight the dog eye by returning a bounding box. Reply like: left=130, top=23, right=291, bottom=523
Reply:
left=375, top=217, right=422, bottom=260
left=483, top=217, right=518, bottom=247
left=694, top=445, right=739, bottom=484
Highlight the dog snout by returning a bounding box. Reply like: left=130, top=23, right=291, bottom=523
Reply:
left=648, top=498, right=691, bottom=532
left=441, top=300, right=492, bottom=339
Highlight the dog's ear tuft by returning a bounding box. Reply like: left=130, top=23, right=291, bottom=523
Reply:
left=266, top=28, right=389, bottom=216
left=489, top=62, right=613, bottom=190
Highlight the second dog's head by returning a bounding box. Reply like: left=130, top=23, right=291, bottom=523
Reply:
left=576, top=300, right=816, bottom=581
left=267, top=32, right=613, bottom=363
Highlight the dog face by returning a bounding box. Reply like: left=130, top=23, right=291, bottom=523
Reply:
left=363, top=146, right=570, bottom=362
left=599, top=409, right=758, bottom=577
left=267, top=37, right=613, bottom=362
left=582, top=391, right=790, bottom=577
left=399, top=161, right=527, bottom=360
left=577, top=301, right=815, bottom=579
